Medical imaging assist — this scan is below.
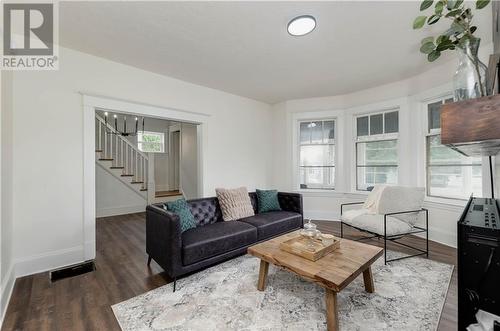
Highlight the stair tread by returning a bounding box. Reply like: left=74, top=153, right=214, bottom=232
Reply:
left=99, top=158, right=113, bottom=161
left=95, top=149, right=103, bottom=152
left=110, top=166, right=124, bottom=169
left=140, top=188, right=148, bottom=191
left=121, top=174, right=134, bottom=177
left=130, top=181, right=144, bottom=184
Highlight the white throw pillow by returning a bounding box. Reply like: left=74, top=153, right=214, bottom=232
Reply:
left=215, top=187, right=255, bottom=221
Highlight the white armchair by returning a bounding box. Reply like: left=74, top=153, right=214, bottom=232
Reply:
left=340, top=185, right=428, bottom=264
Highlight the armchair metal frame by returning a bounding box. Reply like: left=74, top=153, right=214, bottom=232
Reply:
left=340, top=202, right=429, bottom=265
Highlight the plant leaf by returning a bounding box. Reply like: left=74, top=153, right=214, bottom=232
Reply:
left=421, top=36, right=434, bottom=45
left=420, top=42, right=436, bottom=54
left=427, top=14, right=440, bottom=24
left=451, top=21, right=466, bottom=33
left=470, top=26, right=477, bottom=34
left=436, top=35, right=448, bottom=44
left=413, top=16, right=427, bottom=29
left=420, top=0, right=434, bottom=11
left=476, top=0, right=490, bottom=9
left=428, top=50, right=441, bottom=62
left=445, top=9, right=463, bottom=17
left=454, top=0, right=464, bottom=8
left=447, top=0, right=456, bottom=10
left=435, top=1, right=444, bottom=14
left=436, top=40, right=454, bottom=51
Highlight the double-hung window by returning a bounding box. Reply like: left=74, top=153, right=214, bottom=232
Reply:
left=425, top=98, right=482, bottom=199
left=355, top=110, right=399, bottom=190
left=137, top=131, right=165, bottom=153
left=298, top=120, right=335, bottom=190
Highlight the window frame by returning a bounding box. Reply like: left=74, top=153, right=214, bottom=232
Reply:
left=354, top=109, right=400, bottom=191
left=137, top=130, right=166, bottom=153
left=297, top=119, right=336, bottom=191
left=423, top=97, right=482, bottom=201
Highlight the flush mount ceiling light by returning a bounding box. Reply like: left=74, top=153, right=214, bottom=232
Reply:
left=287, top=15, right=316, bottom=36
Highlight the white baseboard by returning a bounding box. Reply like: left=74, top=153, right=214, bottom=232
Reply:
left=14, top=245, right=85, bottom=278
left=0, top=264, right=15, bottom=327
left=304, top=210, right=340, bottom=221
left=96, top=204, right=146, bottom=218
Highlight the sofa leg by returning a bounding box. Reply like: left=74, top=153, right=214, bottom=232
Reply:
left=147, top=256, right=152, bottom=266
left=340, top=222, right=343, bottom=238
left=173, top=278, right=177, bottom=292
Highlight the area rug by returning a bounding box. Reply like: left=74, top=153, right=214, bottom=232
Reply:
left=112, top=252, right=454, bottom=331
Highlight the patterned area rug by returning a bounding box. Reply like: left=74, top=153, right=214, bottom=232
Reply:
left=112, top=252, right=453, bottom=331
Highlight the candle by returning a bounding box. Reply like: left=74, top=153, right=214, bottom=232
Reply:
left=124, top=116, right=127, bottom=133
left=104, top=112, right=108, bottom=126
left=114, top=115, right=117, bottom=131
left=135, top=117, right=138, bottom=134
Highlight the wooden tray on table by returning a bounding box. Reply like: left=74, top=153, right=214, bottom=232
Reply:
left=279, top=235, right=340, bottom=261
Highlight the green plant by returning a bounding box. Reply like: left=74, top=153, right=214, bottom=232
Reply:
left=413, top=0, right=490, bottom=61
left=413, top=0, right=490, bottom=96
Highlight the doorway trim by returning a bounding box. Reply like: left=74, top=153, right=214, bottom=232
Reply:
left=82, top=93, right=209, bottom=261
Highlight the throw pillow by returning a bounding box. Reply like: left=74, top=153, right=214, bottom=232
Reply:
left=164, top=198, right=196, bottom=233
left=256, top=189, right=281, bottom=213
left=215, top=187, right=254, bottom=221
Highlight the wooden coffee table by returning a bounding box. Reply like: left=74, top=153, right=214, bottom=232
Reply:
left=247, top=230, right=383, bottom=331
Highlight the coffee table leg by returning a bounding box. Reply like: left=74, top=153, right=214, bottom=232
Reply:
left=363, top=266, right=375, bottom=293
left=257, top=260, right=269, bottom=291
left=325, top=289, right=339, bottom=331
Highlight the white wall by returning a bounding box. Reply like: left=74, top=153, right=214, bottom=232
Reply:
left=270, top=45, right=494, bottom=248
left=1, top=71, right=15, bottom=323
left=180, top=123, right=199, bottom=199
left=9, top=46, right=271, bottom=278
left=95, top=165, right=147, bottom=217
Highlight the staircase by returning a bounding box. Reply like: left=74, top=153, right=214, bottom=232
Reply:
left=95, top=114, right=152, bottom=201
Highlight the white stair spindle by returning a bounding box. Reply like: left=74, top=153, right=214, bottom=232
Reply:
left=143, top=157, right=147, bottom=189
left=121, top=139, right=124, bottom=168
left=104, top=130, right=108, bottom=158
left=99, top=121, right=102, bottom=151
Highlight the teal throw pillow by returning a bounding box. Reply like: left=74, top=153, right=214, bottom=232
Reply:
left=164, top=198, right=196, bottom=233
left=256, top=189, right=281, bottom=213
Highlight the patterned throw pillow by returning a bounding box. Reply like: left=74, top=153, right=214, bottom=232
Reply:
left=164, top=198, right=196, bottom=233
left=215, top=187, right=255, bottom=221
left=256, top=189, right=281, bottom=213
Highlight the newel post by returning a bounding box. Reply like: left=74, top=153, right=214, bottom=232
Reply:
left=147, top=153, right=155, bottom=204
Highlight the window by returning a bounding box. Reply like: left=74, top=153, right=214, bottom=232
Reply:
left=298, top=120, right=335, bottom=190
left=425, top=98, right=482, bottom=199
left=356, top=110, right=399, bottom=190
left=137, top=131, right=165, bottom=153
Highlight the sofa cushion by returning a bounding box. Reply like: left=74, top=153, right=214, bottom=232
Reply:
left=239, top=211, right=302, bottom=240
left=216, top=187, right=255, bottom=221
left=342, top=213, right=413, bottom=236
left=256, top=189, right=281, bottom=213
left=164, top=198, right=196, bottom=233
left=182, top=221, right=257, bottom=266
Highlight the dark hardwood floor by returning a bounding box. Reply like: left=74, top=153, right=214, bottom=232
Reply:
left=1, top=214, right=457, bottom=330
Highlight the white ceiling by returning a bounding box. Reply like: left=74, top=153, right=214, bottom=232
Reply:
left=60, top=1, right=493, bottom=104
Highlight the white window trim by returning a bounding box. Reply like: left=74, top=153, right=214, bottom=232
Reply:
left=297, top=119, right=336, bottom=191
left=137, top=130, right=166, bottom=153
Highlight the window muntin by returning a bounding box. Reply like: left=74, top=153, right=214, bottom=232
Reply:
left=425, top=98, right=482, bottom=199
left=355, top=110, right=399, bottom=190
left=137, top=131, right=165, bottom=153
left=298, top=120, right=335, bottom=190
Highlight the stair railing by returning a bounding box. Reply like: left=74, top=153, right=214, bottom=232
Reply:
left=95, top=114, right=149, bottom=191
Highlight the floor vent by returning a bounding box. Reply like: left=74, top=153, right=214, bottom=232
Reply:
left=50, top=260, right=96, bottom=282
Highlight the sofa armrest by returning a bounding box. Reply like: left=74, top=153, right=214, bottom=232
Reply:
left=340, top=202, right=365, bottom=216
left=146, top=205, right=183, bottom=277
left=278, top=192, right=303, bottom=217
